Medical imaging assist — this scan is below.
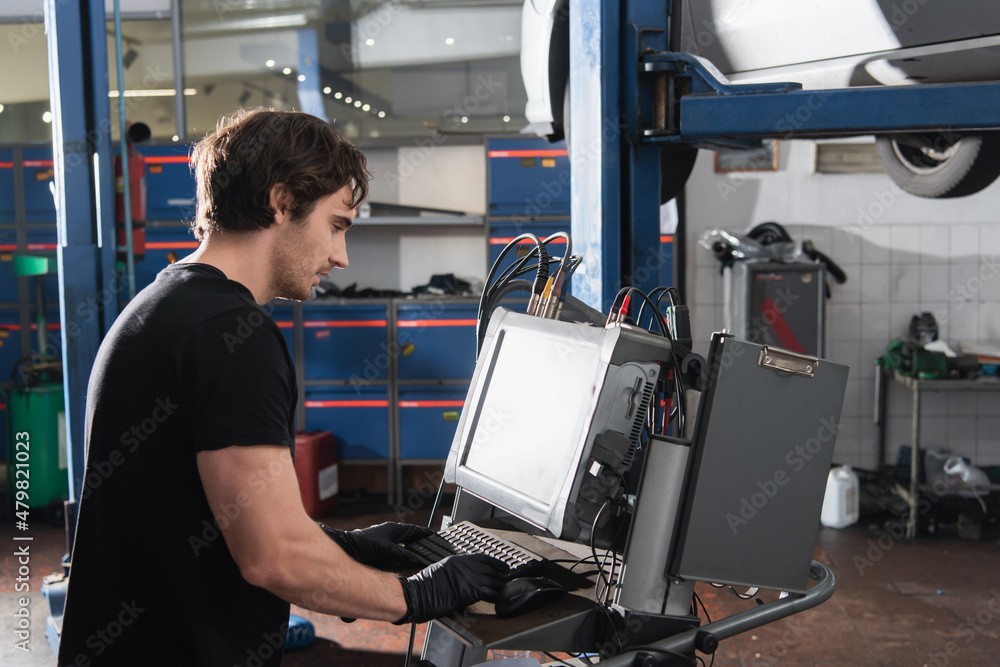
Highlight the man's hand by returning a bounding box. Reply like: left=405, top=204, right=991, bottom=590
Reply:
left=396, top=554, right=510, bottom=624
left=321, top=522, right=433, bottom=567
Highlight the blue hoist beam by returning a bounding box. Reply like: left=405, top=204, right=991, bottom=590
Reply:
left=643, top=52, right=1000, bottom=144
left=45, top=0, right=117, bottom=510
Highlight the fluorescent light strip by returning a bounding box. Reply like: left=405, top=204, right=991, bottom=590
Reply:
left=108, top=88, right=197, bottom=98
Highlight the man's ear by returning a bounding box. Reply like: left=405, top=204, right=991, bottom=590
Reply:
left=269, top=184, right=293, bottom=224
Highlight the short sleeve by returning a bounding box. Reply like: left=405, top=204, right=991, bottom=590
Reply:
left=184, top=306, right=296, bottom=452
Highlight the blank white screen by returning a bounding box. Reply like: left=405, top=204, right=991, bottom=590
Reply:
left=463, top=326, right=601, bottom=505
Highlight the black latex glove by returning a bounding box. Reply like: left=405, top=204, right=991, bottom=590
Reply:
left=395, top=554, right=509, bottom=624
left=321, top=522, right=433, bottom=567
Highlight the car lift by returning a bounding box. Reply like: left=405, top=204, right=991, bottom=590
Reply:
left=550, top=0, right=1000, bottom=663
left=569, top=0, right=1000, bottom=313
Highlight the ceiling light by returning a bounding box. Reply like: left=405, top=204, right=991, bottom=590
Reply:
left=365, top=38, right=374, bottom=46
left=282, top=67, right=292, bottom=75
left=345, top=96, right=352, bottom=103
left=265, top=59, right=275, bottom=68
left=297, top=74, right=306, bottom=82
left=171, top=134, right=179, bottom=142
left=354, top=100, right=361, bottom=107
left=107, top=88, right=197, bottom=98
left=362, top=104, right=370, bottom=111
left=461, top=116, right=468, bottom=123
left=323, top=86, right=331, bottom=94
left=42, top=111, right=52, bottom=123
left=445, top=37, right=454, bottom=45
left=503, top=115, right=510, bottom=122
left=0, top=104, right=5, bottom=114
left=378, top=111, right=385, bottom=118
left=334, top=92, right=342, bottom=99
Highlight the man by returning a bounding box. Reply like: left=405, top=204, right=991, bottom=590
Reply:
left=57, top=109, right=507, bottom=667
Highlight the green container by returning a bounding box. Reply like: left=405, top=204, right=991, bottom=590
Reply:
left=7, top=383, right=68, bottom=508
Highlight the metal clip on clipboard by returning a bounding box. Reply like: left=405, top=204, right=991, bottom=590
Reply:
left=758, top=345, right=818, bottom=378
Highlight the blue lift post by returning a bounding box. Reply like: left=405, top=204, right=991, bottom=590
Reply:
left=44, top=0, right=117, bottom=529
left=569, top=0, right=678, bottom=312
left=569, top=0, right=621, bottom=313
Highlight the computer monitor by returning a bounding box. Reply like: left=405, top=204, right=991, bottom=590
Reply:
left=443, top=308, right=674, bottom=541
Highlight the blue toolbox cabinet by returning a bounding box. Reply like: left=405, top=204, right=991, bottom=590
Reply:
left=397, top=385, right=467, bottom=460
left=135, top=225, right=198, bottom=291
left=395, top=302, right=478, bottom=380
left=140, top=145, right=195, bottom=222
left=301, top=303, right=389, bottom=380
left=267, top=303, right=295, bottom=357
left=303, top=386, right=389, bottom=460
left=0, top=149, right=14, bottom=223
left=22, top=148, right=56, bottom=223
left=487, top=137, right=570, bottom=217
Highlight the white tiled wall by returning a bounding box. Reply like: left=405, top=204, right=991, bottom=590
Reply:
left=686, top=141, right=1000, bottom=469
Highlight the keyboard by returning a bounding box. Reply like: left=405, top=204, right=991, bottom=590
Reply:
left=407, top=521, right=545, bottom=579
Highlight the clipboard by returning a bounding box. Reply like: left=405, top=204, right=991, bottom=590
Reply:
left=671, top=333, right=850, bottom=594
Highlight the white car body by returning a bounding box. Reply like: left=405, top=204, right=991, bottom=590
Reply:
left=523, top=0, right=1000, bottom=129
left=521, top=0, right=1000, bottom=198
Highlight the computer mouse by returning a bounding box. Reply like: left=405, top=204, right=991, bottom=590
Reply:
left=494, top=576, right=566, bottom=618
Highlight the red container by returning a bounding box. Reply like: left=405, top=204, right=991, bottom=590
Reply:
left=294, top=430, right=339, bottom=518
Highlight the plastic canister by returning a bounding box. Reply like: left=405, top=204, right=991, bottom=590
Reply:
left=821, top=465, right=859, bottom=528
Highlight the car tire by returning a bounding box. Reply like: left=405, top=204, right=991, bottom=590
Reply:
left=875, top=132, right=1000, bottom=198
left=659, top=146, right=698, bottom=203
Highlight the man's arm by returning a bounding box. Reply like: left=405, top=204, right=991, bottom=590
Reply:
left=197, top=444, right=408, bottom=621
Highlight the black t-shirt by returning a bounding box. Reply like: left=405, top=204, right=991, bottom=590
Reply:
left=58, top=263, right=297, bottom=667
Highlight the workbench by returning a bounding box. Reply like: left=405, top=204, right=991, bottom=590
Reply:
left=876, top=369, right=1000, bottom=538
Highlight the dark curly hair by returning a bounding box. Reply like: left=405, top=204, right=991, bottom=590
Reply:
left=189, top=108, right=370, bottom=241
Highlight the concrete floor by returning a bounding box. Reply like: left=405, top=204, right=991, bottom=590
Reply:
left=2, top=497, right=998, bottom=667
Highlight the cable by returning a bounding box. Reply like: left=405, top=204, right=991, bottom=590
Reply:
left=542, top=651, right=580, bottom=666
left=608, top=286, right=669, bottom=337
left=590, top=499, right=614, bottom=597
left=478, top=233, right=544, bottom=352
left=403, top=619, right=417, bottom=667
left=693, top=590, right=711, bottom=624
